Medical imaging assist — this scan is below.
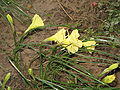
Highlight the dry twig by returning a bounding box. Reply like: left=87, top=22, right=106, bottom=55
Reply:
left=57, top=0, right=73, bottom=20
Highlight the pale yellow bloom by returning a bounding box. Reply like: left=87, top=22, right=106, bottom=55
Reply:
left=44, top=28, right=66, bottom=43
left=82, top=41, right=96, bottom=50
left=102, top=74, right=115, bottom=84
left=25, top=14, right=44, bottom=33
left=99, top=63, right=119, bottom=76
left=62, top=30, right=82, bottom=53
left=66, top=45, right=79, bottom=54
left=44, top=29, right=82, bottom=54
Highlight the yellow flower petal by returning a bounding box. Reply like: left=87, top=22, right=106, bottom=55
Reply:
left=25, top=14, right=44, bottom=33
left=66, top=45, right=78, bottom=54
left=69, top=29, right=80, bottom=40
left=65, top=30, right=82, bottom=46
left=44, top=28, right=66, bottom=43
left=83, top=41, right=96, bottom=47
left=102, top=74, right=115, bottom=84
left=62, top=38, right=71, bottom=47
left=62, top=39, right=82, bottom=53
left=73, top=40, right=82, bottom=48
left=87, top=46, right=95, bottom=50
left=62, top=30, right=82, bottom=53
left=82, top=41, right=96, bottom=50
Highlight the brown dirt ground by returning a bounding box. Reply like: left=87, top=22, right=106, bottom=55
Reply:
left=0, top=0, right=120, bottom=89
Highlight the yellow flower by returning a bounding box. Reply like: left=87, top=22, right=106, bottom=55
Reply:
left=102, top=74, right=115, bottom=84
left=44, top=29, right=82, bottom=54
left=62, top=30, right=82, bottom=53
left=44, top=28, right=66, bottom=43
left=82, top=41, right=96, bottom=50
left=25, top=14, right=44, bottom=33
left=99, top=63, right=119, bottom=77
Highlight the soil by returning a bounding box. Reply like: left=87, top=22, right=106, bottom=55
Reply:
left=0, top=0, right=120, bottom=89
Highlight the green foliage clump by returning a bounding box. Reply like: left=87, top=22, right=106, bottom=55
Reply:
left=0, top=0, right=29, bottom=23
left=104, top=0, right=120, bottom=33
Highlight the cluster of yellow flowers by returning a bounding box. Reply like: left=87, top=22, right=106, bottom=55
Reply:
left=44, top=28, right=96, bottom=53
left=25, top=14, right=96, bottom=54
left=7, top=14, right=116, bottom=84
left=6, top=14, right=96, bottom=54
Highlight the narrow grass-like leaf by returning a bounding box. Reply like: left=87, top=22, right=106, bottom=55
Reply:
left=8, top=57, right=32, bottom=86
left=52, top=60, right=108, bottom=86
left=36, top=77, right=66, bottom=90
left=94, top=50, right=120, bottom=60
left=63, top=69, right=93, bottom=87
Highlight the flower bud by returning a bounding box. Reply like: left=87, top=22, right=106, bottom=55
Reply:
left=4, top=73, right=11, bottom=83
left=7, top=86, right=11, bottom=90
left=28, top=68, right=33, bottom=75
left=102, top=74, right=115, bottom=84
left=6, top=14, right=13, bottom=24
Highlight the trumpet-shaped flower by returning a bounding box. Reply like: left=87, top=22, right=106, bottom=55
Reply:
left=44, top=28, right=66, bottom=43
left=44, top=29, right=82, bottom=54
left=25, top=14, right=44, bottom=33
left=82, top=41, right=96, bottom=50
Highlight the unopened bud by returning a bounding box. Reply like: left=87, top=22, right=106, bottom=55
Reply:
left=4, top=73, right=11, bottom=83
left=6, top=14, right=13, bottom=24
left=28, top=68, right=33, bottom=75
left=7, top=86, right=11, bottom=90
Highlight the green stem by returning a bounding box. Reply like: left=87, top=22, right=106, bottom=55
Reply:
left=8, top=57, right=32, bottom=86
left=10, top=23, right=17, bottom=46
